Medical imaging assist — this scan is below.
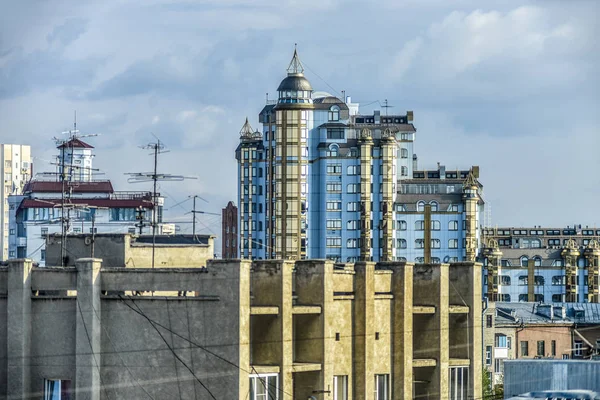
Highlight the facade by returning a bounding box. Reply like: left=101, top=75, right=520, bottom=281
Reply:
left=236, top=48, right=484, bottom=263
left=481, top=227, right=600, bottom=303
left=504, top=360, right=600, bottom=397
left=44, top=233, right=215, bottom=268
left=0, top=144, right=31, bottom=261
left=483, top=301, right=600, bottom=388
left=7, top=138, right=162, bottom=266
left=222, top=201, right=238, bottom=259
left=1, top=258, right=482, bottom=400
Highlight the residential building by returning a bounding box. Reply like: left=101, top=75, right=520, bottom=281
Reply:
left=44, top=233, right=215, bottom=268
left=7, top=137, right=162, bottom=266
left=504, top=360, right=600, bottom=397
left=1, top=258, right=482, bottom=399
left=235, top=48, right=484, bottom=262
left=222, top=201, right=238, bottom=258
left=0, top=144, right=31, bottom=261
left=480, top=227, right=600, bottom=303
left=483, top=301, right=600, bottom=388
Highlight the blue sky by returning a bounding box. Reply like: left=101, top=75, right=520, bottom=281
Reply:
left=1, top=0, right=598, bottom=236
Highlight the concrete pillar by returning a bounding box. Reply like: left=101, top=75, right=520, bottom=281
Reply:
left=423, top=205, right=432, bottom=264
left=390, top=262, right=413, bottom=399
left=354, top=261, right=375, bottom=397
left=237, top=260, right=252, bottom=398
left=75, top=258, right=102, bottom=400
left=7, top=259, right=33, bottom=399
left=527, top=259, right=535, bottom=302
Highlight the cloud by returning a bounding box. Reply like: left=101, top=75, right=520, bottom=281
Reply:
left=46, top=18, right=88, bottom=47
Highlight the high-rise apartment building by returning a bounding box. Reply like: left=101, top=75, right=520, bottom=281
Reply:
left=0, top=144, right=31, bottom=261
left=480, top=226, right=600, bottom=303
left=222, top=201, right=238, bottom=259
left=236, top=48, right=484, bottom=262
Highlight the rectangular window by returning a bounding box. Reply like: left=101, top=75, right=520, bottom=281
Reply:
left=346, top=202, right=359, bottom=212
left=574, top=340, right=583, bottom=356
left=449, top=367, right=469, bottom=400
left=374, top=374, right=389, bottom=400
left=485, top=346, right=492, bottom=365
left=521, top=341, right=529, bottom=357
left=537, top=340, right=545, bottom=356
left=347, top=165, right=360, bottom=175
left=347, top=184, right=360, bottom=193
left=326, top=237, right=341, bottom=247
left=333, top=375, right=348, bottom=400
left=494, top=358, right=504, bottom=374
left=449, top=239, right=458, bottom=249
left=486, top=315, right=493, bottom=328
left=44, top=379, right=71, bottom=400
left=326, top=183, right=342, bottom=193
left=326, top=219, right=342, bottom=229
left=327, top=164, right=342, bottom=175
left=249, top=374, right=278, bottom=400
left=326, top=201, right=342, bottom=211
left=495, top=335, right=507, bottom=348
left=327, top=128, right=345, bottom=139
left=551, top=340, right=556, bottom=356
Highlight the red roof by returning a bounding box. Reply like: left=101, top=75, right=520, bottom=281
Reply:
left=57, top=138, right=94, bottom=149
left=24, top=180, right=114, bottom=194
left=19, top=198, right=153, bottom=209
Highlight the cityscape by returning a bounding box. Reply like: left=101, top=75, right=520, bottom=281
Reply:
left=1, top=1, right=599, bottom=399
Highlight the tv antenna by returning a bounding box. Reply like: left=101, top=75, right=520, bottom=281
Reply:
left=125, top=137, right=196, bottom=268
left=381, top=99, right=394, bottom=116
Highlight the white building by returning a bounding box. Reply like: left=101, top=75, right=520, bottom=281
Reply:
left=8, top=138, right=163, bottom=266
left=0, top=144, right=31, bottom=261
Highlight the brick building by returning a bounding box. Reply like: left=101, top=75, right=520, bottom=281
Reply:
left=222, top=201, right=238, bottom=259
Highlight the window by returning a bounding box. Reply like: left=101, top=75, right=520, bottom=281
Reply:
left=326, top=219, right=342, bottom=229
left=327, top=183, right=342, bottom=193
left=449, top=220, right=458, bottom=231
left=347, top=165, right=360, bottom=175
left=486, top=315, right=493, bottom=328
left=495, top=334, right=507, bottom=348
left=574, top=340, right=583, bottom=356
left=537, top=340, right=545, bottom=356
left=552, top=276, right=565, bottom=285
left=417, top=201, right=425, bottom=212
left=110, top=208, right=136, bottom=221
left=400, top=148, right=408, bottom=158
left=447, top=204, right=459, bottom=212
left=128, top=227, right=136, bottom=234
left=521, top=341, right=529, bottom=356
left=41, top=227, right=49, bottom=236
left=326, top=127, right=344, bottom=139
left=500, top=276, right=511, bottom=286
left=332, top=375, right=347, bottom=400
left=551, top=340, right=556, bottom=356
left=249, top=374, right=278, bottom=400
left=429, top=201, right=438, bottom=211
left=326, top=145, right=339, bottom=157
left=431, top=239, right=441, bottom=249
left=397, top=220, right=407, bottom=230
left=520, top=256, right=529, bottom=267
left=431, top=220, right=440, bottom=230
left=347, top=220, right=360, bottom=230
left=326, top=237, right=341, bottom=247
left=449, top=367, right=469, bottom=400
left=485, top=346, right=492, bottom=365
left=41, top=250, right=46, bottom=261
left=326, top=201, right=342, bottom=211
left=347, top=202, right=359, bottom=212
left=44, top=379, right=71, bottom=400
left=494, top=358, right=504, bottom=374
left=396, top=239, right=407, bottom=249
left=400, top=166, right=408, bottom=176
left=415, top=239, right=424, bottom=249
left=533, top=256, right=542, bottom=267
left=374, top=374, right=390, bottom=400
left=327, top=164, right=342, bottom=174
left=448, top=239, right=459, bottom=249
left=328, top=106, right=340, bottom=121
left=552, top=294, right=563, bottom=302
left=596, top=340, right=600, bottom=355
left=347, top=184, right=360, bottom=193
left=415, top=220, right=424, bottom=230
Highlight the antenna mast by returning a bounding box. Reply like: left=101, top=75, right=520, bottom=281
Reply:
left=381, top=99, right=394, bottom=117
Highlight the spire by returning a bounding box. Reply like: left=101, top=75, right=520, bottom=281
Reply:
left=286, top=44, right=304, bottom=75
left=240, top=117, right=254, bottom=137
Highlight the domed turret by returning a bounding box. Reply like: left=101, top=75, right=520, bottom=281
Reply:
left=277, top=47, right=313, bottom=104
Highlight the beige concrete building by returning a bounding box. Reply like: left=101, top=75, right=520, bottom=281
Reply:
left=44, top=233, right=215, bottom=268
left=0, top=144, right=31, bottom=261
left=1, top=258, right=481, bottom=399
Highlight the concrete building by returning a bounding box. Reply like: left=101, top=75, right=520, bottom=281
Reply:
left=222, top=201, right=238, bottom=259
left=480, top=228, right=600, bottom=303
left=504, top=360, right=600, bottom=397
left=0, top=258, right=482, bottom=399
left=44, top=233, right=215, bottom=268
left=0, top=144, right=31, bottom=261
left=7, top=138, right=163, bottom=266
left=235, top=48, right=484, bottom=263
left=483, top=301, right=600, bottom=388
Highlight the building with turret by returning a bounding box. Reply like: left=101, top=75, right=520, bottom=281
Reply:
left=235, top=48, right=485, bottom=263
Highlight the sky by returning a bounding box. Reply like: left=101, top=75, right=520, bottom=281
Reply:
left=1, top=0, right=599, bottom=240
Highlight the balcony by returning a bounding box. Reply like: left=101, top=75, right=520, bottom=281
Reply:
left=494, top=347, right=508, bottom=359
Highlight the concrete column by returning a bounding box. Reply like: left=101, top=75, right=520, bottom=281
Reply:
left=7, top=259, right=33, bottom=399
left=527, top=259, right=535, bottom=302
left=354, top=261, right=375, bottom=397
left=391, top=262, right=413, bottom=400
left=75, top=258, right=102, bottom=400
left=237, top=260, right=252, bottom=398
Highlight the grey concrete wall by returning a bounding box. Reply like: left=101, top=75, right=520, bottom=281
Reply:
left=504, top=360, right=600, bottom=398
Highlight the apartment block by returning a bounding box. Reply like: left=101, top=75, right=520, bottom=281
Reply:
left=1, top=258, right=482, bottom=400
left=222, top=201, right=238, bottom=258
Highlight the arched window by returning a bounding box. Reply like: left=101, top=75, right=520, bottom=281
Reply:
left=449, top=220, right=458, bottom=231
left=429, top=201, right=438, bottom=211
left=398, top=257, right=407, bottom=262
left=415, top=257, right=425, bottom=263
left=533, top=256, right=542, bottom=267
left=531, top=238, right=542, bottom=248
left=326, top=144, right=339, bottom=157
left=432, top=257, right=440, bottom=263
left=415, top=220, right=425, bottom=231
left=431, top=239, right=441, bottom=249
left=400, top=166, right=408, bottom=176
left=397, top=220, right=407, bottom=231
left=415, top=239, right=424, bottom=249
left=400, top=148, right=408, bottom=158
left=328, top=105, right=340, bottom=121
left=396, top=239, right=407, bottom=249
left=431, top=220, right=441, bottom=230
left=417, top=201, right=425, bottom=212
left=520, top=256, right=529, bottom=267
